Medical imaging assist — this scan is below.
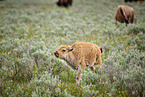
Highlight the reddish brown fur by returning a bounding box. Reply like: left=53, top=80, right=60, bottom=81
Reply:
left=54, top=42, right=103, bottom=85
left=115, top=5, right=134, bottom=25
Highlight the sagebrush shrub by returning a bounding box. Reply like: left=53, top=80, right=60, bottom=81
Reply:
left=0, top=0, right=145, bottom=96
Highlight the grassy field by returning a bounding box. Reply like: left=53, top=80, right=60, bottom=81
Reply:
left=0, top=0, right=145, bottom=96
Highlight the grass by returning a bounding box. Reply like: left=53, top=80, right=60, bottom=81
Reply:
left=0, top=0, right=145, bottom=96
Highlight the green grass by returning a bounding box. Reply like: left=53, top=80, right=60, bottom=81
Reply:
left=0, top=0, right=145, bottom=96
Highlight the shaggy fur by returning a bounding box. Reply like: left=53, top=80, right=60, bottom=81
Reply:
left=115, top=5, right=134, bottom=26
left=54, top=42, right=103, bottom=85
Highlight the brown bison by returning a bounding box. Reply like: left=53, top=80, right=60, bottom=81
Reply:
left=54, top=42, right=103, bottom=85
left=56, top=0, right=73, bottom=7
left=115, top=5, right=134, bottom=26
left=124, top=0, right=144, bottom=3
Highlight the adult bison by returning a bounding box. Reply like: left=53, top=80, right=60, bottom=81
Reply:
left=115, top=5, right=134, bottom=26
left=124, top=0, right=144, bottom=3
left=56, top=0, right=73, bottom=8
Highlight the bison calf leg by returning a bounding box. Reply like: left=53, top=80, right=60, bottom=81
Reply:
left=76, top=72, right=82, bottom=85
left=97, top=56, right=102, bottom=67
left=76, top=60, right=85, bottom=85
left=89, top=66, right=95, bottom=72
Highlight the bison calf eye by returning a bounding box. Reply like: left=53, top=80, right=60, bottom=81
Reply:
left=62, top=50, right=66, bottom=52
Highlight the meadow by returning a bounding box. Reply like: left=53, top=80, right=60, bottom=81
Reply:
left=0, top=0, right=145, bottom=96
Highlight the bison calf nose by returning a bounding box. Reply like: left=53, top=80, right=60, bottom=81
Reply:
left=54, top=51, right=59, bottom=57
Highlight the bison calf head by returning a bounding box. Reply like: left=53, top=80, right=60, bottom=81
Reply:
left=54, top=46, right=73, bottom=59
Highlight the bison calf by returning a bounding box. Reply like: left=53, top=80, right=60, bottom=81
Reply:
left=115, top=5, right=134, bottom=26
left=56, top=0, right=73, bottom=8
left=54, top=42, right=103, bottom=85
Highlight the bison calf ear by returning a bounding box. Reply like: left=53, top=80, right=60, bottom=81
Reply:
left=67, top=46, right=73, bottom=52
left=100, top=47, right=103, bottom=53
left=69, top=48, right=73, bottom=52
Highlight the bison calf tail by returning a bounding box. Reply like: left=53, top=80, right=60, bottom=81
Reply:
left=100, top=47, right=103, bottom=53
